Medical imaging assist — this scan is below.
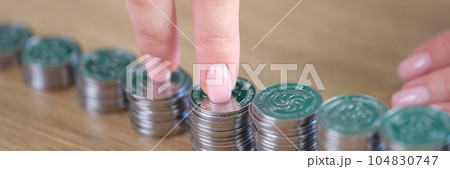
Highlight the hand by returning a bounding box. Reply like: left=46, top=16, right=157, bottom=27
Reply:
left=393, top=30, right=450, bottom=113
left=125, top=0, right=239, bottom=103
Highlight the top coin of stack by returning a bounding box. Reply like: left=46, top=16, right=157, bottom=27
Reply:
left=21, top=36, right=81, bottom=90
left=189, top=77, right=256, bottom=151
left=125, top=67, right=192, bottom=137
left=0, top=22, right=33, bottom=69
left=316, top=95, right=388, bottom=151
left=250, top=83, right=322, bottom=151
left=381, top=106, right=449, bottom=151
left=77, top=48, right=136, bottom=114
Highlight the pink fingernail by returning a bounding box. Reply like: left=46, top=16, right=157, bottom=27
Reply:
left=206, top=64, right=232, bottom=103
left=398, top=52, right=433, bottom=81
left=391, top=86, right=430, bottom=107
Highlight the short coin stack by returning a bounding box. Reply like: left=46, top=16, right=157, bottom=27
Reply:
left=0, top=23, right=32, bottom=69
left=250, top=83, right=322, bottom=151
left=21, top=36, right=81, bottom=90
left=125, top=68, right=192, bottom=137
left=189, top=77, right=256, bottom=151
left=381, top=106, right=449, bottom=151
left=316, top=95, right=388, bottom=151
left=77, top=48, right=136, bottom=114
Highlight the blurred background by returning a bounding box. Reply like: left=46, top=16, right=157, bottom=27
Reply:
left=0, top=0, right=450, bottom=150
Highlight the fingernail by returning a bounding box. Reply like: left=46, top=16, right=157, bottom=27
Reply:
left=392, top=86, right=430, bottom=107
left=206, top=64, right=232, bottom=103
left=398, top=52, right=433, bottom=81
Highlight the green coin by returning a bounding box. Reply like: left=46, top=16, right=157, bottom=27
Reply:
left=0, top=23, right=33, bottom=54
left=190, top=77, right=256, bottom=111
left=78, top=48, right=136, bottom=82
left=317, top=95, right=388, bottom=135
left=125, top=67, right=192, bottom=97
left=381, top=106, right=449, bottom=148
left=253, top=83, right=322, bottom=120
left=21, top=37, right=81, bottom=67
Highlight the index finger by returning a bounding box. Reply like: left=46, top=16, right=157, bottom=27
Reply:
left=191, top=0, right=240, bottom=103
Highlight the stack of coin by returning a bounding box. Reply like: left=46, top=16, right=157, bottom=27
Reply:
left=21, top=36, right=81, bottom=90
left=189, top=77, right=256, bottom=151
left=250, top=83, right=322, bottom=151
left=77, top=48, right=136, bottom=114
left=0, top=23, right=32, bottom=69
left=381, top=106, right=449, bottom=151
left=316, top=95, right=388, bottom=151
left=124, top=67, right=192, bottom=137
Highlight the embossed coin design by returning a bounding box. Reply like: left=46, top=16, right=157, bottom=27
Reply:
left=253, top=83, right=322, bottom=120
left=381, top=106, right=449, bottom=151
left=125, top=68, right=192, bottom=137
left=77, top=48, right=136, bottom=114
left=317, top=95, right=388, bottom=151
left=0, top=22, right=33, bottom=69
left=189, top=77, right=256, bottom=151
left=250, top=83, right=322, bottom=151
left=21, top=36, right=81, bottom=90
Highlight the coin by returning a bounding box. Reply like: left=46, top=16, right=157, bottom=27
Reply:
left=316, top=94, right=387, bottom=151
left=77, top=48, right=136, bottom=114
left=250, top=83, right=322, bottom=151
left=189, top=77, right=256, bottom=151
left=125, top=68, right=192, bottom=137
left=381, top=106, right=449, bottom=151
left=21, top=36, right=81, bottom=90
left=0, top=22, right=33, bottom=69
left=253, top=83, right=322, bottom=120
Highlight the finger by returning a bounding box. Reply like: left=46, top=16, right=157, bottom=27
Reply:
left=392, top=67, right=450, bottom=107
left=431, top=103, right=450, bottom=114
left=125, top=0, right=179, bottom=82
left=191, top=0, right=240, bottom=103
left=398, top=30, right=450, bottom=81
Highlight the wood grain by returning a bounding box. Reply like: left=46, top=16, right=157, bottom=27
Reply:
left=1, top=0, right=449, bottom=150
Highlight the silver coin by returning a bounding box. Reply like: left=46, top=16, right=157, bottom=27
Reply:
left=21, top=36, right=80, bottom=90
left=0, top=22, right=32, bottom=69
left=125, top=67, right=192, bottom=138
left=189, top=77, right=256, bottom=151
left=316, top=95, right=388, bottom=151
left=250, top=83, right=322, bottom=151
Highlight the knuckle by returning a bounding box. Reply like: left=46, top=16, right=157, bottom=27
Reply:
left=136, top=28, right=172, bottom=46
left=197, top=30, right=238, bottom=47
left=443, top=70, right=450, bottom=96
left=430, top=68, right=450, bottom=102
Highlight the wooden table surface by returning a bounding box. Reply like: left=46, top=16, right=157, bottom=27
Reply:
left=1, top=0, right=450, bottom=151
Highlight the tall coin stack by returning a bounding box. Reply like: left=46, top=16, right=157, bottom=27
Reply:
left=125, top=68, right=192, bottom=137
left=21, top=37, right=81, bottom=90
left=250, top=83, right=322, bottom=151
left=77, top=48, right=136, bottom=114
left=0, top=23, right=32, bottom=69
left=189, top=77, right=256, bottom=151
left=381, top=106, right=449, bottom=151
left=316, top=95, right=388, bottom=151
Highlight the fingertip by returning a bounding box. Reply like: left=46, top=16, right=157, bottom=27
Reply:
left=398, top=52, right=433, bottom=81
left=141, top=54, right=174, bottom=83
left=203, top=64, right=233, bottom=103
left=391, top=86, right=431, bottom=107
